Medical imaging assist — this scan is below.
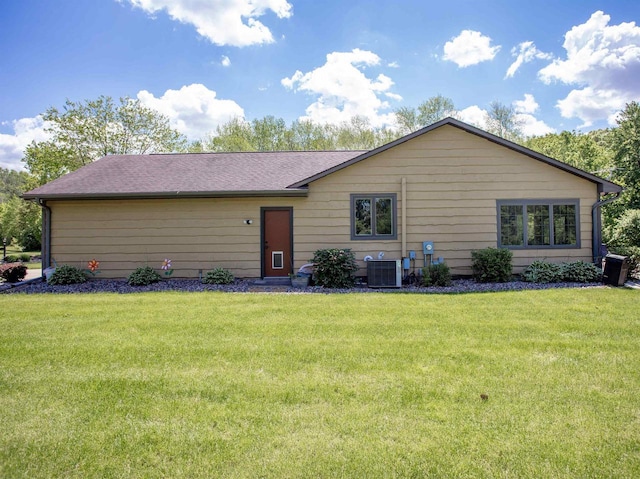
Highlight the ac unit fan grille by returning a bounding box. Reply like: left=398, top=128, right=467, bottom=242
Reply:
left=367, top=260, right=401, bottom=288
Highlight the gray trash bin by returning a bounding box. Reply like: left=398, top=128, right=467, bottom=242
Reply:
left=603, top=254, right=630, bottom=286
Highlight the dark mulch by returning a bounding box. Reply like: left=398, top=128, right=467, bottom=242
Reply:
left=2, top=278, right=604, bottom=295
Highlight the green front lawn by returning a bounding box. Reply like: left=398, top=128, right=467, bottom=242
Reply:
left=1, top=289, right=639, bottom=478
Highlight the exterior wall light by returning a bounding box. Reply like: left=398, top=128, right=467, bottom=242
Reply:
left=244, top=219, right=253, bottom=225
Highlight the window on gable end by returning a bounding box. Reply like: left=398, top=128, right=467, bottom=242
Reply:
left=351, top=194, right=397, bottom=240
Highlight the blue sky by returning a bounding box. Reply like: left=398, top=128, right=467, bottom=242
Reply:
left=1, top=0, right=640, bottom=170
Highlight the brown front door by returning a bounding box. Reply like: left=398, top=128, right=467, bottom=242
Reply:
left=262, top=208, right=293, bottom=277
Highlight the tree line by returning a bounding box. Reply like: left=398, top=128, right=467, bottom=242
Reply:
left=1, top=95, right=639, bottom=260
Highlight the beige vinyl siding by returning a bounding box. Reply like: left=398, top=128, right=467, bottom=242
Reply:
left=50, top=197, right=301, bottom=278
left=48, top=124, right=599, bottom=279
left=293, top=125, right=597, bottom=276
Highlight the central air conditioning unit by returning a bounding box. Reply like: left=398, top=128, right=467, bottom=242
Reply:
left=367, top=259, right=402, bottom=288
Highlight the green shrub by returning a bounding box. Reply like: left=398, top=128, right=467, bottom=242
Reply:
left=0, top=263, right=27, bottom=283
left=202, top=267, right=235, bottom=285
left=607, top=209, right=640, bottom=248
left=3, top=254, right=32, bottom=263
left=48, top=264, right=87, bottom=285
left=312, top=248, right=359, bottom=288
left=422, top=262, right=452, bottom=287
left=561, top=261, right=601, bottom=283
left=471, top=247, right=513, bottom=283
left=523, top=260, right=602, bottom=283
left=127, top=266, right=162, bottom=286
left=18, top=231, right=41, bottom=252
left=523, top=260, right=563, bottom=283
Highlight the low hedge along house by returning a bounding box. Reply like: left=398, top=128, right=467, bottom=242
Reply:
left=23, top=118, right=622, bottom=280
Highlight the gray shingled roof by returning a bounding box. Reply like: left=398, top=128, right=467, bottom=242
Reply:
left=23, top=150, right=366, bottom=199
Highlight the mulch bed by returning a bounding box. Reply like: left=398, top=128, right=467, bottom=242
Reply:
left=2, top=278, right=605, bottom=294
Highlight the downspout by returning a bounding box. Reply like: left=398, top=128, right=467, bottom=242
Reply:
left=36, top=198, right=51, bottom=276
left=591, top=189, right=621, bottom=264
left=401, top=177, right=407, bottom=258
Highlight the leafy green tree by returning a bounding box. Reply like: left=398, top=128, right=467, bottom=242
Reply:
left=0, top=168, right=29, bottom=203
left=485, top=101, right=522, bottom=142
left=524, top=130, right=613, bottom=174
left=289, top=120, right=338, bottom=150
left=183, top=139, right=206, bottom=153
left=206, top=115, right=399, bottom=152
left=0, top=200, right=13, bottom=245
left=611, top=101, right=640, bottom=212
left=22, top=141, right=76, bottom=188
left=23, top=96, right=185, bottom=186
left=395, top=95, right=457, bottom=134
left=394, top=107, right=420, bottom=136
left=250, top=116, right=290, bottom=151
left=205, top=117, right=254, bottom=151
left=606, top=209, right=640, bottom=248
left=336, top=116, right=377, bottom=150
left=0, top=196, right=41, bottom=250
left=417, top=94, right=457, bottom=127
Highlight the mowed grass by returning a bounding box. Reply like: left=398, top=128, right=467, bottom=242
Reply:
left=1, top=289, right=639, bottom=478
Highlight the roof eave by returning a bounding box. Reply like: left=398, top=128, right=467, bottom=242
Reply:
left=22, top=189, right=309, bottom=201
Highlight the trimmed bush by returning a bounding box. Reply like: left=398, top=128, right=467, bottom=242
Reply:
left=422, top=262, right=452, bottom=287
left=471, top=247, right=513, bottom=283
left=127, top=266, right=162, bottom=286
left=561, top=261, right=601, bottom=283
left=523, top=260, right=602, bottom=283
left=523, top=260, right=563, bottom=283
left=0, top=263, right=27, bottom=283
left=48, top=264, right=87, bottom=285
left=312, top=248, right=359, bottom=288
left=202, top=267, right=235, bottom=285
left=3, top=254, right=32, bottom=263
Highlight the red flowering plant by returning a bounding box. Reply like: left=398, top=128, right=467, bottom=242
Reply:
left=84, top=259, right=101, bottom=277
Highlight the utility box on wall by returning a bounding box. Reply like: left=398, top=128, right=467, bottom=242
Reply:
left=367, top=260, right=402, bottom=288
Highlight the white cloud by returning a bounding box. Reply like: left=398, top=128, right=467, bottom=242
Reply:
left=505, top=41, right=552, bottom=78
left=281, top=49, right=400, bottom=127
left=556, top=87, right=622, bottom=127
left=121, top=0, right=293, bottom=47
left=443, top=30, right=501, bottom=67
left=513, top=93, right=539, bottom=114
left=0, top=116, right=50, bottom=171
left=516, top=114, right=555, bottom=137
left=458, top=105, right=487, bottom=128
left=221, top=55, right=231, bottom=67
left=513, top=94, right=555, bottom=136
left=538, top=10, right=640, bottom=126
left=387, top=61, right=399, bottom=68
left=385, top=92, right=403, bottom=101
left=137, top=84, right=245, bottom=139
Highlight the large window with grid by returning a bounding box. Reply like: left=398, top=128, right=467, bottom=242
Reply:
left=497, top=200, right=579, bottom=249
